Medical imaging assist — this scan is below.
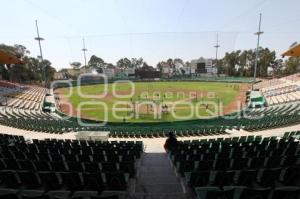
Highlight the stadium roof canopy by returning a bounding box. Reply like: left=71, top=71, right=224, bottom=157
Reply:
left=0, top=49, right=22, bottom=64
left=282, top=43, right=300, bottom=57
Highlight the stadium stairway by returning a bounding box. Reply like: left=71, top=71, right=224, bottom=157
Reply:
left=132, top=153, right=195, bottom=199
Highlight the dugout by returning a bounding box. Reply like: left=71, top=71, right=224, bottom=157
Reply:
left=249, top=91, right=266, bottom=108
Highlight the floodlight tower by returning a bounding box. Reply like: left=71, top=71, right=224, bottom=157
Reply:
left=214, top=33, right=220, bottom=75
left=34, top=20, right=46, bottom=87
left=82, top=38, right=88, bottom=73
left=253, top=13, right=264, bottom=90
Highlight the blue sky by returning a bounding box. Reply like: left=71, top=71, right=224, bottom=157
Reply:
left=1, top=0, right=300, bottom=69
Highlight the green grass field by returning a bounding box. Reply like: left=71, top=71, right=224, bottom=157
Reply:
left=60, top=81, right=242, bottom=123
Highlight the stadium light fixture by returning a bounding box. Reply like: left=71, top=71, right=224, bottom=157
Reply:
left=214, top=33, right=220, bottom=74
left=82, top=38, right=88, bottom=73
left=34, top=20, right=46, bottom=87
left=253, top=13, right=264, bottom=90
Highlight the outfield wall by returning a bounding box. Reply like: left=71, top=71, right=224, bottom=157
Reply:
left=52, top=76, right=255, bottom=89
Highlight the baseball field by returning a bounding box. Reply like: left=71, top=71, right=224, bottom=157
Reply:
left=56, top=81, right=248, bottom=123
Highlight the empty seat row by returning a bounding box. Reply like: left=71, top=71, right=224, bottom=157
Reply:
left=0, top=188, right=123, bottom=199
left=0, top=150, right=139, bottom=162
left=186, top=166, right=300, bottom=188
left=0, top=170, right=129, bottom=191
left=169, top=136, right=300, bottom=194
left=176, top=156, right=299, bottom=174
left=195, top=186, right=300, bottom=199
left=0, top=159, right=136, bottom=176
left=0, top=134, right=143, bottom=196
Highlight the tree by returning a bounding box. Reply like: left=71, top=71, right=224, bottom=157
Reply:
left=237, top=49, right=256, bottom=77
left=131, top=57, right=143, bottom=68
left=88, top=55, right=105, bottom=68
left=185, top=61, right=190, bottom=67
left=270, top=59, right=283, bottom=76
left=257, top=48, right=276, bottom=77
left=284, top=57, right=300, bottom=75
left=167, top=58, right=175, bottom=69
left=156, top=62, right=164, bottom=73
left=222, top=50, right=241, bottom=76
left=70, top=62, right=81, bottom=69
left=14, top=44, right=30, bottom=57
left=116, top=58, right=131, bottom=68
left=0, top=44, right=56, bottom=84
left=220, top=48, right=277, bottom=77
left=141, top=62, right=154, bottom=71
left=0, top=64, right=9, bottom=80
left=174, top=58, right=184, bottom=65
left=44, top=60, right=56, bottom=81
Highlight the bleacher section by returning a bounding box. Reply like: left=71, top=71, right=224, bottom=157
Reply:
left=0, top=133, right=143, bottom=199
left=169, top=136, right=300, bottom=199
left=0, top=82, right=102, bottom=134
left=2, top=86, right=48, bottom=111
left=254, top=79, right=285, bottom=90
left=161, top=76, right=254, bottom=83
left=0, top=86, right=23, bottom=106
left=263, top=83, right=300, bottom=106
left=281, top=73, right=300, bottom=82
left=254, top=74, right=300, bottom=106
left=0, top=100, right=299, bottom=135
left=0, top=107, right=106, bottom=134
left=0, top=77, right=299, bottom=136
left=0, top=80, right=19, bottom=88
left=110, top=102, right=300, bottom=137
left=283, top=130, right=300, bottom=139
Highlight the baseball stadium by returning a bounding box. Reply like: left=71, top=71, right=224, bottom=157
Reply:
left=1, top=1, right=300, bottom=199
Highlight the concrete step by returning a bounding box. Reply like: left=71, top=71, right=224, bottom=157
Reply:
left=141, top=161, right=172, bottom=167
left=135, top=184, right=184, bottom=194
left=142, top=153, right=169, bottom=161
left=140, top=155, right=170, bottom=164
left=132, top=193, right=193, bottom=199
left=140, top=165, right=174, bottom=173
left=137, top=176, right=179, bottom=185
left=133, top=153, right=196, bottom=198
left=139, top=169, right=175, bottom=177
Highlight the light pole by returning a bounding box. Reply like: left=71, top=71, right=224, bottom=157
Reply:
left=253, top=13, right=264, bottom=90
left=189, top=63, right=192, bottom=78
left=214, top=32, right=220, bottom=74
left=34, top=20, right=46, bottom=87
left=82, top=38, right=88, bottom=73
